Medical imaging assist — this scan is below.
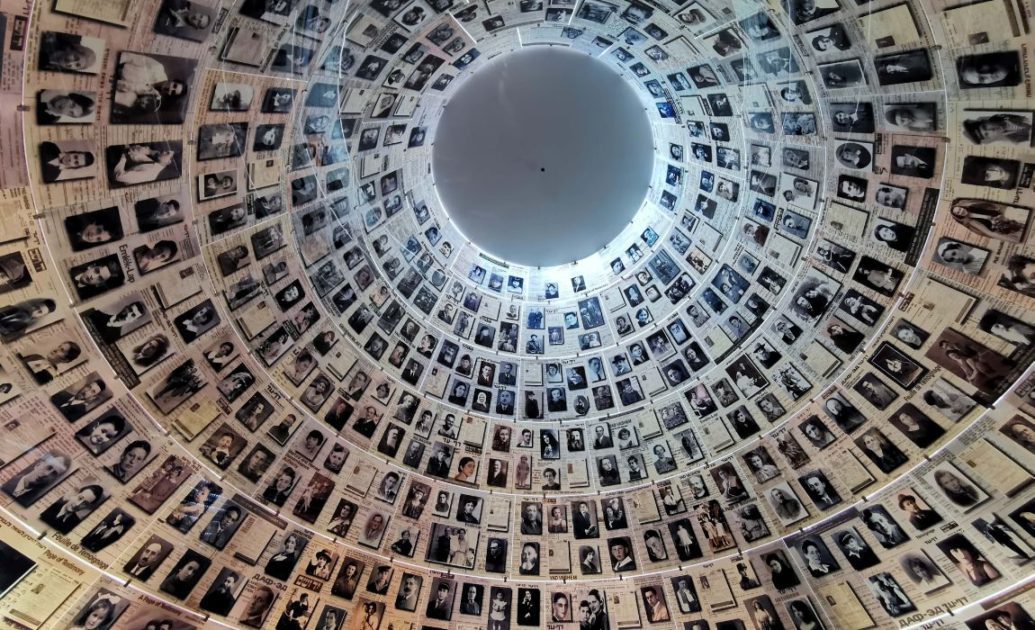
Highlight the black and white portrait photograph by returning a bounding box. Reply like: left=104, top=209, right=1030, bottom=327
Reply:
left=110, top=51, right=196, bottom=124
left=39, top=140, right=98, bottom=184
left=106, top=142, right=183, bottom=187
left=960, top=109, right=1032, bottom=145
left=197, top=122, right=248, bottom=161
left=198, top=567, right=245, bottom=616
left=36, top=89, right=97, bottom=124
left=874, top=49, right=932, bottom=85
left=66, top=255, right=124, bottom=301
left=956, top=51, right=1023, bottom=89
left=154, top=0, right=216, bottom=41
left=798, top=536, right=840, bottom=578
left=38, top=31, right=105, bottom=74
left=887, top=404, right=944, bottom=450
left=173, top=299, right=220, bottom=344
left=104, top=437, right=152, bottom=486
left=132, top=241, right=180, bottom=276
left=936, top=533, right=1003, bottom=587
left=884, top=102, right=937, bottom=132
left=702, top=28, right=743, bottom=57
left=160, top=550, right=211, bottom=600
left=50, top=371, right=113, bottom=422
left=829, top=101, right=873, bottom=133
left=853, top=372, right=899, bottom=410
left=253, top=124, right=285, bottom=152
left=798, top=470, right=842, bottom=510
left=198, top=169, right=239, bottom=200
left=868, top=342, right=928, bottom=389
left=76, top=510, right=134, bottom=560
left=855, top=429, right=909, bottom=474
left=890, top=145, right=937, bottom=178
left=852, top=256, right=903, bottom=297
left=1, top=451, right=74, bottom=507
left=210, top=82, right=253, bottom=112
left=899, top=550, right=951, bottom=594
left=784, top=0, right=839, bottom=24
left=868, top=572, right=917, bottom=617
left=924, top=461, right=990, bottom=512
left=69, top=589, right=130, bottom=629
left=262, top=87, right=295, bottom=113
left=818, top=58, right=866, bottom=89
left=834, top=140, right=873, bottom=170
left=964, top=603, right=1035, bottom=630
left=960, top=156, right=1020, bottom=189
left=133, top=195, right=185, bottom=234
left=949, top=198, right=1030, bottom=243
left=999, top=254, right=1035, bottom=298
left=806, top=23, right=850, bottom=51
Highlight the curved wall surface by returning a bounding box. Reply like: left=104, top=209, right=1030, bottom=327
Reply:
left=0, top=0, right=1032, bottom=628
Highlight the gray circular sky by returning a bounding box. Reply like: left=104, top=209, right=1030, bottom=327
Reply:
left=432, top=47, right=654, bottom=267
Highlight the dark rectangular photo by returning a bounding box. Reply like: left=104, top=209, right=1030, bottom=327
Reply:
left=39, top=140, right=98, bottom=184
left=37, top=90, right=98, bottom=124
left=110, top=51, right=196, bottom=124
left=956, top=51, right=1023, bottom=89
left=106, top=142, right=183, bottom=188
left=197, top=122, right=248, bottom=161
left=875, top=49, right=932, bottom=85
left=153, top=0, right=217, bottom=42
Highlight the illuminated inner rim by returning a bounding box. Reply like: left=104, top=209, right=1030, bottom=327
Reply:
left=432, top=47, right=655, bottom=267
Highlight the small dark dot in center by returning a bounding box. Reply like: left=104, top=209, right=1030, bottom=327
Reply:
left=540, top=167, right=546, bottom=172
